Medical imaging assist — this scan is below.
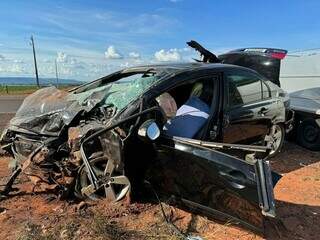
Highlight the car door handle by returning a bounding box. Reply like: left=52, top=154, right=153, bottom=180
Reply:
left=219, top=170, right=247, bottom=189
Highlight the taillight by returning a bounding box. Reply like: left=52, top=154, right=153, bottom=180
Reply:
left=271, top=52, right=287, bottom=60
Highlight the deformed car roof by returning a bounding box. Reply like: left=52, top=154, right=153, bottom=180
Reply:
left=122, top=62, right=256, bottom=74
left=71, top=62, right=261, bottom=95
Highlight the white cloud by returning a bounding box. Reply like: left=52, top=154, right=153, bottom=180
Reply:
left=42, top=59, right=52, bottom=63
left=56, top=52, right=68, bottom=63
left=69, top=57, right=78, bottom=64
left=1, top=64, right=25, bottom=73
left=177, top=47, right=191, bottom=53
left=120, top=62, right=130, bottom=68
left=73, top=64, right=86, bottom=70
left=59, top=65, right=73, bottom=75
left=13, top=59, right=24, bottom=63
left=12, top=65, right=24, bottom=73
left=0, top=54, right=5, bottom=61
left=154, top=49, right=181, bottom=62
left=105, top=46, right=122, bottom=59
left=39, top=65, right=55, bottom=75
left=129, top=52, right=140, bottom=59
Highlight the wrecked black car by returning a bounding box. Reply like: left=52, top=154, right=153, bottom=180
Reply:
left=0, top=43, right=291, bottom=231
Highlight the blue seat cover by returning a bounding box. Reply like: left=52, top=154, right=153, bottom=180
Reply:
left=164, top=96, right=210, bottom=138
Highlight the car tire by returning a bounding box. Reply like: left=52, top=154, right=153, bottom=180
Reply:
left=297, top=119, right=320, bottom=151
left=266, top=124, right=285, bottom=158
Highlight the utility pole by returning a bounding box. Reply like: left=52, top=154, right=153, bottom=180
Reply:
left=55, top=59, right=59, bottom=88
left=30, top=35, right=40, bottom=88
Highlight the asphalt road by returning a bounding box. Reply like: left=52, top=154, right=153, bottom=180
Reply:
left=0, top=95, right=25, bottom=113
left=0, top=95, right=25, bottom=135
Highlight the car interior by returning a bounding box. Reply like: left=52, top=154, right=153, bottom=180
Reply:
left=155, top=76, right=219, bottom=140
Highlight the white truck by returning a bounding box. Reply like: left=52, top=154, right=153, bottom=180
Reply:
left=287, top=88, right=320, bottom=150
left=280, top=53, right=320, bottom=150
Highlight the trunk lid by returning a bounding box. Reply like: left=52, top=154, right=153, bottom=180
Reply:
left=219, top=48, right=287, bottom=87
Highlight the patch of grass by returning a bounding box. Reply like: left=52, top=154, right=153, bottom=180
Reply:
left=0, top=85, right=39, bottom=95
left=90, top=214, right=184, bottom=240
left=17, top=222, right=56, bottom=240
left=0, top=85, right=74, bottom=95
left=91, top=215, right=132, bottom=240
left=58, top=220, right=80, bottom=240
left=17, top=220, right=82, bottom=240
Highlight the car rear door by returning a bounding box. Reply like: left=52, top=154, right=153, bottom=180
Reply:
left=222, top=69, right=277, bottom=144
left=148, top=136, right=279, bottom=232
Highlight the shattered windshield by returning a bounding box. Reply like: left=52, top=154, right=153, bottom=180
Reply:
left=10, top=72, right=161, bottom=136
left=69, top=73, right=160, bottom=112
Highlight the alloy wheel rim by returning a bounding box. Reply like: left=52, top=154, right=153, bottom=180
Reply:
left=77, top=156, right=130, bottom=201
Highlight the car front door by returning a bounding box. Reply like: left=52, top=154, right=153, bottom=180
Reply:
left=147, top=136, right=278, bottom=232
left=222, top=69, right=274, bottom=144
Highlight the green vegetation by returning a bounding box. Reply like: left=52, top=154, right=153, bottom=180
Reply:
left=0, top=85, right=76, bottom=95
left=17, top=216, right=184, bottom=240
left=17, top=222, right=56, bottom=240
left=0, top=85, right=39, bottom=95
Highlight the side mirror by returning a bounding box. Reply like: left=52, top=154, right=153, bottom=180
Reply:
left=138, top=120, right=161, bottom=141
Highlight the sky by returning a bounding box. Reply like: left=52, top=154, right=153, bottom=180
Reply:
left=0, top=0, right=319, bottom=81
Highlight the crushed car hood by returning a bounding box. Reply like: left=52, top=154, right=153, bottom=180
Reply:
left=7, top=86, right=110, bottom=136
left=6, top=75, right=160, bottom=136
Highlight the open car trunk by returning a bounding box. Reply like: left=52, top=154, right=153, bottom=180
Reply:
left=187, top=40, right=287, bottom=87
left=219, top=48, right=287, bottom=87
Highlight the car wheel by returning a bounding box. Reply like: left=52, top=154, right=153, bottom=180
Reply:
left=75, top=156, right=131, bottom=201
left=297, top=119, right=320, bottom=151
left=266, top=124, right=285, bottom=157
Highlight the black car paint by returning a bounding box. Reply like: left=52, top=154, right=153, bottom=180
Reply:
left=219, top=48, right=287, bottom=87
left=147, top=136, right=276, bottom=232
left=115, top=64, right=284, bottom=230
left=1, top=63, right=285, bottom=232
left=125, top=64, right=287, bottom=144
left=223, top=90, right=285, bottom=144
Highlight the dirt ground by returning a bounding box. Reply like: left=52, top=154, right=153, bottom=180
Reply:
left=0, top=142, right=319, bottom=240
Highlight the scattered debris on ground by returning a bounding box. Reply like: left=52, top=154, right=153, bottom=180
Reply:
left=1, top=142, right=319, bottom=239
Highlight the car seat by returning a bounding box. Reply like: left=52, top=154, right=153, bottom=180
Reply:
left=164, top=82, right=211, bottom=139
